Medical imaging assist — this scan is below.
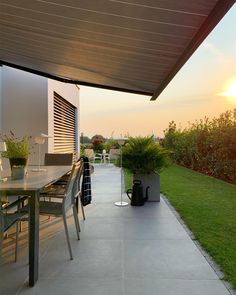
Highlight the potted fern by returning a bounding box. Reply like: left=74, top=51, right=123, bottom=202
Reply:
left=121, top=136, right=170, bottom=201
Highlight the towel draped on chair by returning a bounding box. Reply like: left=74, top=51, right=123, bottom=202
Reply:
left=81, top=156, right=92, bottom=206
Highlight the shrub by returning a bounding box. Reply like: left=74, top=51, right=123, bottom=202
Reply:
left=121, top=136, right=170, bottom=174
left=92, top=139, right=104, bottom=153
left=162, top=109, right=236, bottom=182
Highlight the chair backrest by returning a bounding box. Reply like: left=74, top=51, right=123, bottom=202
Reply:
left=44, top=153, right=73, bottom=166
left=63, top=159, right=84, bottom=211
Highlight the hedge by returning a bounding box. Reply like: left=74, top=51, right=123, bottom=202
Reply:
left=162, top=109, right=236, bottom=182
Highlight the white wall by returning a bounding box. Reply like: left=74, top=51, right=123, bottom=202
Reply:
left=0, top=66, right=80, bottom=167
left=1, top=66, right=48, bottom=165
left=48, top=79, right=80, bottom=155
left=1, top=66, right=48, bottom=136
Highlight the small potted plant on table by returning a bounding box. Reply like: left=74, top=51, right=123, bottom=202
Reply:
left=0, top=131, right=31, bottom=179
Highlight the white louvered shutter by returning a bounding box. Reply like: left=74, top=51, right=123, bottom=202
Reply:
left=53, top=92, right=77, bottom=153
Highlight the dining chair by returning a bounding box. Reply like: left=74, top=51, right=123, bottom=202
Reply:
left=1, top=196, right=28, bottom=262
left=44, top=153, right=74, bottom=166
left=102, top=150, right=110, bottom=163
left=39, top=160, right=84, bottom=260
left=44, top=157, right=87, bottom=221
left=84, top=149, right=102, bottom=163
left=43, top=152, right=74, bottom=219
left=93, top=153, right=102, bottom=163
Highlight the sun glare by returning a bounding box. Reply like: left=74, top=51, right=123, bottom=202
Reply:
left=221, top=80, right=236, bottom=100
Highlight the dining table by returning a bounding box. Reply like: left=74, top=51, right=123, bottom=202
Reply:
left=0, top=165, right=71, bottom=286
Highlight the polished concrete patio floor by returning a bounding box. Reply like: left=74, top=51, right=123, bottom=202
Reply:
left=0, top=164, right=232, bottom=295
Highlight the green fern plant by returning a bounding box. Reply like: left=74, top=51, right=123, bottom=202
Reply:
left=121, top=136, right=170, bottom=174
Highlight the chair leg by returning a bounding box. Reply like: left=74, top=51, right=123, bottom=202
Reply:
left=75, top=199, right=81, bottom=232
left=81, top=200, right=86, bottom=221
left=62, top=212, right=73, bottom=260
left=15, top=222, right=19, bottom=262
left=48, top=197, right=52, bottom=220
left=73, top=205, right=80, bottom=240
left=76, top=196, right=79, bottom=212
left=77, top=208, right=81, bottom=233
left=19, top=221, right=23, bottom=232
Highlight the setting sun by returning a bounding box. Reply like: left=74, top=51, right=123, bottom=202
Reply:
left=221, top=80, right=236, bottom=100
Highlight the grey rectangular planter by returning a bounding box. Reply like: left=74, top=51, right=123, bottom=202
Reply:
left=11, top=166, right=25, bottom=180
left=133, top=173, right=160, bottom=202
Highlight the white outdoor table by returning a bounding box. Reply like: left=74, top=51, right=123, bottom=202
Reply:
left=0, top=165, right=71, bottom=286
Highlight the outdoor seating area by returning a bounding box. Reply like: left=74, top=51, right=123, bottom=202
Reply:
left=84, top=148, right=115, bottom=164
left=0, top=164, right=231, bottom=295
left=0, top=1, right=235, bottom=294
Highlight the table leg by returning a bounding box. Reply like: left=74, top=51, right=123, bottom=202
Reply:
left=28, top=191, right=39, bottom=286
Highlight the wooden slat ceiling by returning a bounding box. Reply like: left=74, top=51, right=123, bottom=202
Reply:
left=0, top=0, right=235, bottom=100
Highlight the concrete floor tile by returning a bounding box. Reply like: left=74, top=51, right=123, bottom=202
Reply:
left=80, top=218, right=124, bottom=240
left=124, top=239, right=218, bottom=280
left=39, top=239, right=123, bottom=280
left=122, top=217, right=189, bottom=240
left=17, top=278, right=124, bottom=295
left=120, top=201, right=177, bottom=220
left=125, top=278, right=230, bottom=295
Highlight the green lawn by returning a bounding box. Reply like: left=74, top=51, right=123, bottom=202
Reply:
left=124, top=164, right=236, bottom=289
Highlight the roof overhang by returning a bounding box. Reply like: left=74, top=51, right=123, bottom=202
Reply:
left=0, top=0, right=235, bottom=100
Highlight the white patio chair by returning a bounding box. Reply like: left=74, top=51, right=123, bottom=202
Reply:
left=102, top=149, right=110, bottom=163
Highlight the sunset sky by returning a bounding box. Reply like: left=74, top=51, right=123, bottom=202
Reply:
left=80, top=4, right=236, bottom=139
